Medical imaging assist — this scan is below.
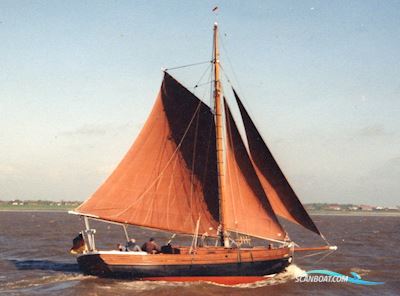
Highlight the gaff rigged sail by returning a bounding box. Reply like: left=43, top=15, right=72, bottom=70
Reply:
left=223, top=99, right=286, bottom=240
left=76, top=73, right=220, bottom=235
left=232, top=88, right=321, bottom=236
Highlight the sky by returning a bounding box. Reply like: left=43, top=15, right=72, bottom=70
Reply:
left=0, top=1, right=399, bottom=206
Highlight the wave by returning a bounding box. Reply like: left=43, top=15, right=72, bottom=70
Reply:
left=7, top=259, right=79, bottom=273
left=349, top=267, right=371, bottom=276
left=111, top=279, right=195, bottom=291
left=0, top=273, right=89, bottom=292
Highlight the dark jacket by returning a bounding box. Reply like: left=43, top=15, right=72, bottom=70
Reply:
left=142, top=241, right=160, bottom=254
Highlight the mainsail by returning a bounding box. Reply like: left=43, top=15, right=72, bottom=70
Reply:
left=76, top=73, right=220, bottom=235
left=223, top=99, right=286, bottom=240
left=232, top=88, right=321, bottom=236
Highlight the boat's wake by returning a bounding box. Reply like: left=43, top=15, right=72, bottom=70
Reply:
left=349, top=267, right=371, bottom=276
left=210, top=264, right=307, bottom=288
left=116, top=279, right=194, bottom=291
left=2, top=258, right=306, bottom=292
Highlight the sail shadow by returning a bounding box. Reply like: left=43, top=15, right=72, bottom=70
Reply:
left=9, top=259, right=80, bottom=273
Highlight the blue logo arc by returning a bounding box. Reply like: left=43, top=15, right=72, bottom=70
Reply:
left=306, top=269, right=384, bottom=286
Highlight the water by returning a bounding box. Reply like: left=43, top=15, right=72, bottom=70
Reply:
left=0, top=212, right=399, bottom=295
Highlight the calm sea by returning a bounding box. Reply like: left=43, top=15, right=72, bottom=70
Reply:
left=0, top=212, right=399, bottom=295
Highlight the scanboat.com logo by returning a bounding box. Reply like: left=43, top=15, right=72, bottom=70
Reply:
left=295, top=270, right=384, bottom=286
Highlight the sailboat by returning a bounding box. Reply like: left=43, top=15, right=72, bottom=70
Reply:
left=69, top=23, right=337, bottom=285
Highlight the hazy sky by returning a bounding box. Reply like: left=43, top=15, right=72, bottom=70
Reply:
left=1, top=1, right=399, bottom=206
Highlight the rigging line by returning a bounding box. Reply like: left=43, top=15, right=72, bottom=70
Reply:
left=112, top=100, right=204, bottom=219
left=141, top=114, right=174, bottom=226
left=221, top=63, right=324, bottom=240
left=210, top=28, right=216, bottom=109
left=182, top=117, right=201, bottom=231
left=88, top=214, right=213, bottom=238
left=219, top=64, right=234, bottom=85
left=200, top=72, right=212, bottom=100
left=314, top=250, right=335, bottom=264
left=197, top=69, right=214, bottom=196
left=209, top=64, right=214, bottom=109
left=198, top=90, right=216, bottom=225
left=224, top=94, right=284, bottom=239
left=297, top=250, right=328, bottom=259
left=321, top=233, right=331, bottom=246
left=165, top=146, right=181, bottom=231
left=197, top=68, right=214, bottom=183
left=219, top=36, right=243, bottom=93
left=142, top=117, right=170, bottom=225
left=164, top=60, right=212, bottom=71
left=219, top=63, right=263, bottom=140
left=219, top=39, right=281, bottom=152
left=194, top=63, right=212, bottom=88
left=186, top=63, right=212, bottom=106
left=224, top=230, right=287, bottom=244
left=298, top=250, right=335, bottom=264
left=191, top=80, right=213, bottom=89
left=183, top=66, right=216, bottom=228
left=225, top=98, right=241, bottom=234
left=297, top=249, right=333, bottom=259
left=189, top=107, right=201, bottom=225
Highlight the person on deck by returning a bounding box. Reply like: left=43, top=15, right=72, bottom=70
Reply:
left=142, top=237, right=161, bottom=254
left=199, top=231, right=209, bottom=247
left=125, top=238, right=142, bottom=252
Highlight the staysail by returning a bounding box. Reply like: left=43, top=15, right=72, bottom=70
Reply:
left=223, top=99, right=286, bottom=240
left=75, top=73, right=220, bottom=235
left=232, top=88, right=321, bottom=235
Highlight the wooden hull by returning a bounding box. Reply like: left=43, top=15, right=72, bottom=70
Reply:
left=77, top=247, right=292, bottom=284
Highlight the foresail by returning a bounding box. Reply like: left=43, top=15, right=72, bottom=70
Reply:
left=232, top=88, right=321, bottom=236
left=75, top=73, right=219, bottom=235
left=223, top=99, right=286, bottom=241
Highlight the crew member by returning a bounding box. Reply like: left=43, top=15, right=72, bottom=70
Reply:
left=142, top=237, right=160, bottom=254
left=125, top=238, right=142, bottom=252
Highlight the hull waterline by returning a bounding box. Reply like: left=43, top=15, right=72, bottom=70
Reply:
left=77, top=247, right=292, bottom=284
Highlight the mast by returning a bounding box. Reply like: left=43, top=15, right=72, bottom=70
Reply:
left=213, top=23, right=228, bottom=247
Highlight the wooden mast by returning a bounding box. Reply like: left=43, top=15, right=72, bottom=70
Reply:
left=213, top=23, right=228, bottom=247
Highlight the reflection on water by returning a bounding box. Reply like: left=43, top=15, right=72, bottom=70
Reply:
left=0, top=212, right=399, bottom=295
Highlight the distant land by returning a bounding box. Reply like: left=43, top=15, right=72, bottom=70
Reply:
left=0, top=200, right=80, bottom=211
left=0, top=200, right=399, bottom=216
left=304, top=202, right=400, bottom=216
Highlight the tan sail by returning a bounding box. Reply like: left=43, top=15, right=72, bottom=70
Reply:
left=232, top=88, right=321, bottom=235
left=75, top=73, right=220, bottom=235
left=71, top=23, right=336, bottom=284
left=223, top=99, right=286, bottom=240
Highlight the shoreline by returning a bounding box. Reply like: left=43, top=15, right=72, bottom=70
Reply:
left=0, top=209, right=71, bottom=213
left=310, top=211, right=400, bottom=217
left=1, top=209, right=400, bottom=217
